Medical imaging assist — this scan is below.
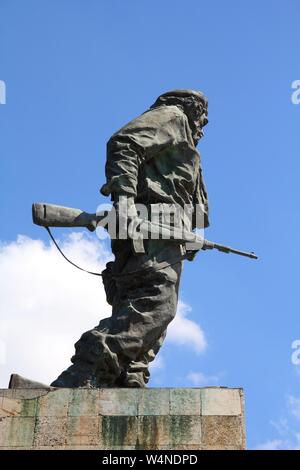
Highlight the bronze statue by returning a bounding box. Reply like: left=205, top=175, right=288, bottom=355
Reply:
left=28, top=90, right=256, bottom=389
left=51, top=90, right=211, bottom=387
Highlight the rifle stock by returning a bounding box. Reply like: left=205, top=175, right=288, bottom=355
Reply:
left=32, top=203, right=102, bottom=232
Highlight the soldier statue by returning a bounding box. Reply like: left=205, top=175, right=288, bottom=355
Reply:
left=50, top=89, right=210, bottom=388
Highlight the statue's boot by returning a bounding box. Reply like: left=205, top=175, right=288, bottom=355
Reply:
left=51, top=360, right=117, bottom=388
left=123, top=374, right=146, bottom=388
left=115, top=370, right=148, bottom=388
left=50, top=362, right=98, bottom=388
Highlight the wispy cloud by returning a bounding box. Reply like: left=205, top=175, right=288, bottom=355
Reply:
left=149, top=355, right=165, bottom=371
left=255, top=439, right=283, bottom=450
left=167, top=300, right=207, bottom=354
left=185, top=370, right=222, bottom=387
left=255, top=395, right=300, bottom=450
left=270, top=417, right=290, bottom=436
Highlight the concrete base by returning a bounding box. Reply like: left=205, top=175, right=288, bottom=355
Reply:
left=0, top=387, right=246, bottom=450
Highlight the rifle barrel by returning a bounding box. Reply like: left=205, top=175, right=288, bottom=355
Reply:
left=206, top=241, right=258, bottom=259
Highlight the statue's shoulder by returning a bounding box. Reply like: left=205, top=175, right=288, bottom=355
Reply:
left=110, top=105, right=187, bottom=140
left=142, top=105, right=187, bottom=125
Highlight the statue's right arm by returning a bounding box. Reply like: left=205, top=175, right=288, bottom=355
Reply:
left=99, top=107, right=190, bottom=200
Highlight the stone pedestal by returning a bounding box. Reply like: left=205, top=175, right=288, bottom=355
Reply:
left=0, top=387, right=246, bottom=450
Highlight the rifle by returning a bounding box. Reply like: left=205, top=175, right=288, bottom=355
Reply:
left=32, top=202, right=258, bottom=260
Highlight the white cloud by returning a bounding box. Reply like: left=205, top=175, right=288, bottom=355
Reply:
left=256, top=436, right=300, bottom=451
left=149, top=355, right=165, bottom=371
left=0, top=234, right=207, bottom=388
left=255, top=396, right=300, bottom=450
left=186, top=371, right=221, bottom=387
left=167, top=300, right=207, bottom=354
left=255, top=439, right=283, bottom=450
left=270, top=417, right=290, bottom=436
left=0, top=339, right=6, bottom=365
left=0, top=233, right=111, bottom=387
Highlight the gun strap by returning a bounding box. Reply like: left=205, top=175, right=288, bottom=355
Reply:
left=45, top=227, right=103, bottom=276
left=45, top=227, right=189, bottom=278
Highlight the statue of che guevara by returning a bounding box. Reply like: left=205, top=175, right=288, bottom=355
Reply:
left=50, top=89, right=210, bottom=388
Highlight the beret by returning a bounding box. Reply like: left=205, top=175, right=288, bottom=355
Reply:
left=157, top=89, right=208, bottom=106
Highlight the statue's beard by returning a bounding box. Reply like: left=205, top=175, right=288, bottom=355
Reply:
left=184, top=107, right=206, bottom=146
left=192, top=128, right=204, bottom=146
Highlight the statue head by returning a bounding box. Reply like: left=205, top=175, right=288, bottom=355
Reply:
left=150, top=89, right=208, bottom=146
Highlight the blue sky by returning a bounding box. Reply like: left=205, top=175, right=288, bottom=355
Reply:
left=1, top=0, right=300, bottom=449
